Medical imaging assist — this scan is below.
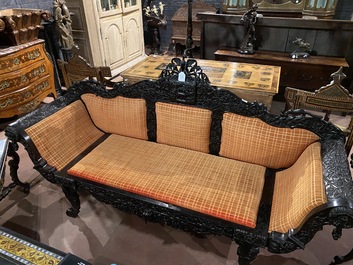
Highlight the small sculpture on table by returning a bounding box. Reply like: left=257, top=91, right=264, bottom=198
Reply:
left=237, top=4, right=258, bottom=55
left=290, top=38, right=311, bottom=59
left=144, top=1, right=167, bottom=55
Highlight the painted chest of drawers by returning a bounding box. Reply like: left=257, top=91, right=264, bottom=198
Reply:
left=0, top=39, right=56, bottom=118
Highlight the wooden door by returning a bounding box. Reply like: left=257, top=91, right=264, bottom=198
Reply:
left=100, top=17, right=125, bottom=69
left=123, top=12, right=143, bottom=61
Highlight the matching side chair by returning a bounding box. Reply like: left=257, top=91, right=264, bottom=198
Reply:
left=284, top=67, right=353, bottom=156
left=57, top=48, right=113, bottom=88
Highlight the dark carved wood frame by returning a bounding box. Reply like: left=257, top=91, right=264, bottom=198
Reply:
left=4, top=58, right=353, bottom=265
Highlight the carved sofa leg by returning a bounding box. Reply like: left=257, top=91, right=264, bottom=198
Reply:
left=237, top=243, right=260, bottom=265
left=62, top=181, right=80, bottom=217
left=7, top=141, right=30, bottom=194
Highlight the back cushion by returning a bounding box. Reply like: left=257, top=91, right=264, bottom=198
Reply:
left=155, top=102, right=212, bottom=153
left=220, top=112, right=320, bottom=169
left=81, top=94, right=148, bottom=140
left=25, top=100, right=104, bottom=171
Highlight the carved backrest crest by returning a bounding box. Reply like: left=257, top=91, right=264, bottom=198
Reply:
left=284, top=67, right=353, bottom=154
left=159, top=56, right=210, bottom=84
left=285, top=67, right=353, bottom=113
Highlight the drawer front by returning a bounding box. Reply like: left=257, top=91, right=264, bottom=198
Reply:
left=0, top=41, right=47, bottom=75
left=0, top=59, right=53, bottom=95
left=0, top=76, right=55, bottom=118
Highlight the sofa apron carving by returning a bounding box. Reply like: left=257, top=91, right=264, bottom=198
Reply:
left=5, top=58, right=353, bottom=265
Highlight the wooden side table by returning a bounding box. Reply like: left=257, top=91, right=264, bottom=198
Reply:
left=121, top=55, right=281, bottom=109
left=0, top=39, right=57, bottom=118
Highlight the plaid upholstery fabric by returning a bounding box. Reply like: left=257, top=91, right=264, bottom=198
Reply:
left=25, top=101, right=104, bottom=171
left=81, top=94, right=148, bottom=140
left=220, top=113, right=320, bottom=169
left=68, top=134, right=266, bottom=228
left=269, top=142, right=326, bottom=233
left=156, top=102, right=212, bottom=153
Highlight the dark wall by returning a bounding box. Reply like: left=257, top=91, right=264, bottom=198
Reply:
left=145, top=0, right=223, bottom=51
left=334, top=0, right=353, bottom=20
left=1, top=0, right=53, bottom=12
left=150, top=0, right=352, bottom=51
left=1, top=0, right=351, bottom=52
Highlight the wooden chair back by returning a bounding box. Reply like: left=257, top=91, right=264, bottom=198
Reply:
left=285, top=67, right=353, bottom=155
left=57, top=51, right=112, bottom=88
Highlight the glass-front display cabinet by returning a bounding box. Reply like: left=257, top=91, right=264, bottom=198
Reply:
left=222, top=0, right=337, bottom=18
left=303, top=0, right=337, bottom=18
left=222, top=0, right=250, bottom=14
left=66, top=0, right=145, bottom=75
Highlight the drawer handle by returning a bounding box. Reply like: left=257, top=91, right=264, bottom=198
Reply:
left=302, top=74, right=313, bottom=81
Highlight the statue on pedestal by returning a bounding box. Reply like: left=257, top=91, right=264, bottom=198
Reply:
left=237, top=4, right=258, bottom=55
left=143, top=1, right=167, bottom=55
left=290, top=37, right=310, bottom=58
left=53, top=0, right=75, bottom=60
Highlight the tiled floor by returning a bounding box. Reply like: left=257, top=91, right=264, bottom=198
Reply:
left=1, top=99, right=353, bottom=265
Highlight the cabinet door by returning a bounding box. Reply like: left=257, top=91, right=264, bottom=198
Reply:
left=100, top=18, right=125, bottom=69
left=123, top=12, right=143, bottom=61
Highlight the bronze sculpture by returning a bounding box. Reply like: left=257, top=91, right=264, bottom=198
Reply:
left=290, top=37, right=310, bottom=58
left=237, top=4, right=258, bottom=54
left=144, top=1, right=167, bottom=55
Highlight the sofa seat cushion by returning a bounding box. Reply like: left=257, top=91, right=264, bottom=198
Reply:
left=67, top=134, right=266, bottom=228
left=25, top=100, right=104, bottom=171
left=269, top=142, right=326, bottom=233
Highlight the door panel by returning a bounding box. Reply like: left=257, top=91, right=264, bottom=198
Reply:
left=100, top=18, right=125, bottom=68
left=123, top=12, right=143, bottom=60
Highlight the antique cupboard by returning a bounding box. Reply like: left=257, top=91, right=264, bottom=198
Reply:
left=66, top=0, right=145, bottom=75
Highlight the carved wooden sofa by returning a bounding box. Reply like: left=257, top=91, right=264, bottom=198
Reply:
left=5, top=58, right=353, bottom=265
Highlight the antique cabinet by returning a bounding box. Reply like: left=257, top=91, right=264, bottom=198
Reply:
left=0, top=39, right=57, bottom=118
left=66, top=0, right=145, bottom=75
